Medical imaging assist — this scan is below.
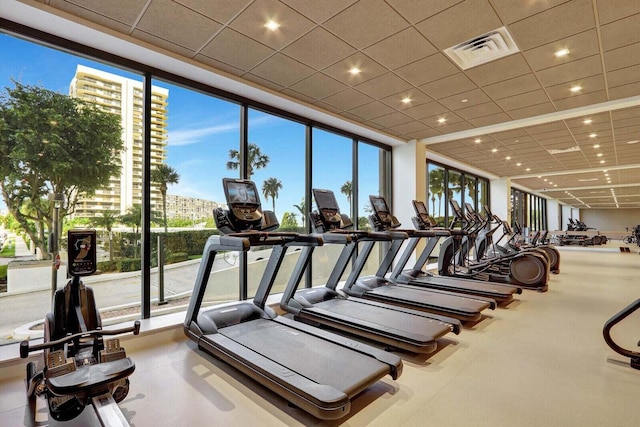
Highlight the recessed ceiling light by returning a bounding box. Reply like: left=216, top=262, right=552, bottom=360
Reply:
left=593, top=144, right=600, bottom=148
left=264, top=20, right=280, bottom=31
left=554, top=184, right=558, bottom=187
left=437, top=117, right=446, bottom=124
left=544, top=179, right=548, bottom=182
left=516, top=163, right=522, bottom=166
left=600, top=160, right=605, bottom=164
left=526, top=168, right=531, bottom=171
left=589, top=133, right=597, bottom=138
left=461, top=99, right=468, bottom=103
left=627, top=140, right=639, bottom=144
left=555, top=48, right=570, bottom=57
left=401, top=97, right=412, bottom=104
left=597, top=153, right=603, bottom=157
left=605, top=174, right=609, bottom=177
left=474, top=138, right=482, bottom=143
left=348, top=67, right=361, bottom=75
left=603, top=170, right=608, bottom=173
left=582, top=119, right=592, bottom=124
left=570, top=85, right=582, bottom=93
left=505, top=156, right=511, bottom=160
left=491, top=148, right=498, bottom=153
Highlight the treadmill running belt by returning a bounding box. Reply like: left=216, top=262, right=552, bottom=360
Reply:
left=219, top=319, right=389, bottom=396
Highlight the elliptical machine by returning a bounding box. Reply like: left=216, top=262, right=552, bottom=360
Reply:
left=20, top=229, right=140, bottom=426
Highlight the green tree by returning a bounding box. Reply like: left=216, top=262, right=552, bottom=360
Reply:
left=262, top=177, right=282, bottom=214
left=293, top=198, right=306, bottom=227
left=280, top=212, right=298, bottom=230
left=341, top=181, right=352, bottom=204
left=226, top=143, right=269, bottom=178
left=91, top=210, right=119, bottom=262
left=151, top=164, right=180, bottom=233
left=0, top=81, right=123, bottom=259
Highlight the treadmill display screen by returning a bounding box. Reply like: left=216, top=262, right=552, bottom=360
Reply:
left=414, top=200, right=428, bottom=215
left=225, top=180, right=259, bottom=205
left=371, top=196, right=389, bottom=214
left=313, top=189, right=339, bottom=211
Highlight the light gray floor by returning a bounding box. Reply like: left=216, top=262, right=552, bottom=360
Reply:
left=1, top=245, right=639, bottom=426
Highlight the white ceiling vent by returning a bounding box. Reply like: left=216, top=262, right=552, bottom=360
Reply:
left=444, top=27, right=520, bottom=70
left=547, top=146, right=581, bottom=155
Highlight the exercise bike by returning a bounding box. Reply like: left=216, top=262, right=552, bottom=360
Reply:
left=20, top=229, right=140, bottom=426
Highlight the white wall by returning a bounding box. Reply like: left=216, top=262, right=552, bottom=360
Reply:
left=392, top=140, right=424, bottom=228
left=546, top=199, right=560, bottom=231
left=580, top=208, right=640, bottom=232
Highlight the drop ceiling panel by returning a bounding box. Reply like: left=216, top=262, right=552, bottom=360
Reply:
left=137, top=1, right=223, bottom=51
left=282, top=27, right=356, bottom=70
left=600, top=13, right=640, bottom=51
left=363, top=27, right=437, bottom=70
left=395, top=53, right=459, bottom=87
left=48, top=0, right=146, bottom=28
left=507, top=0, right=596, bottom=51
left=523, top=29, right=600, bottom=72
left=228, top=0, right=315, bottom=50
left=419, top=73, right=478, bottom=100
left=323, top=0, right=409, bottom=49
left=200, top=28, right=274, bottom=71
left=249, top=53, right=314, bottom=87
left=279, top=0, right=357, bottom=24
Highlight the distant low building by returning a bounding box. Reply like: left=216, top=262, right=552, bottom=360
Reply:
left=165, top=194, right=226, bottom=221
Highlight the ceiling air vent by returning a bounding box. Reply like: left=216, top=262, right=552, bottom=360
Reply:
left=444, top=27, right=520, bottom=70
left=547, top=146, right=581, bottom=155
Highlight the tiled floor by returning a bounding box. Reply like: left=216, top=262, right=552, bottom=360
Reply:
left=1, top=245, right=639, bottom=426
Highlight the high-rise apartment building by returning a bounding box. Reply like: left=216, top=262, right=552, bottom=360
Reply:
left=69, top=64, right=168, bottom=217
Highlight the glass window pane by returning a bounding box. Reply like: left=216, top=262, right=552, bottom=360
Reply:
left=246, top=109, right=305, bottom=297
left=0, top=34, right=145, bottom=345
left=427, top=163, right=446, bottom=227
left=150, top=78, right=241, bottom=312
left=311, top=129, right=353, bottom=287
left=358, top=142, right=389, bottom=277
left=447, top=170, right=462, bottom=227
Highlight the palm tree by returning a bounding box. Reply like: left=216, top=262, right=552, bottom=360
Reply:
left=226, top=143, right=269, bottom=178
left=293, top=197, right=306, bottom=227
left=151, top=164, right=180, bottom=233
left=262, top=177, right=282, bottom=213
left=428, top=168, right=445, bottom=217
left=341, top=181, right=352, bottom=203
left=91, top=210, right=119, bottom=262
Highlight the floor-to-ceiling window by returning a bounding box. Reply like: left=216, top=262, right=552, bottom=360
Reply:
left=311, top=129, right=354, bottom=287
left=246, top=108, right=306, bottom=297
left=0, top=27, right=392, bottom=345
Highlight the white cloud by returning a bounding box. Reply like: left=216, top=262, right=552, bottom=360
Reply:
left=168, top=122, right=238, bottom=146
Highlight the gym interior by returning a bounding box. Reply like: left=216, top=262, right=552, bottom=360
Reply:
left=1, top=1, right=639, bottom=426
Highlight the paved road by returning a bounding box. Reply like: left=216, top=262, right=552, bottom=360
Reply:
left=0, top=236, right=257, bottom=344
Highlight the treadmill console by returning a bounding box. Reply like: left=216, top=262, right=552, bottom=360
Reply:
left=312, top=188, right=353, bottom=231
left=369, top=195, right=401, bottom=231
left=217, top=178, right=278, bottom=234
left=411, top=200, right=436, bottom=230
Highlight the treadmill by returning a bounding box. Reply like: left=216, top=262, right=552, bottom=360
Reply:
left=369, top=197, right=521, bottom=304
left=184, top=179, right=402, bottom=421
left=279, top=194, right=461, bottom=355
left=313, top=189, right=494, bottom=323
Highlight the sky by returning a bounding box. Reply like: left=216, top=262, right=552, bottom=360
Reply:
left=0, top=33, right=382, bottom=223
